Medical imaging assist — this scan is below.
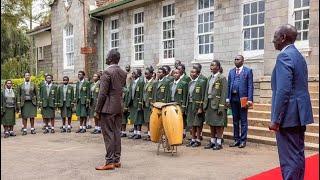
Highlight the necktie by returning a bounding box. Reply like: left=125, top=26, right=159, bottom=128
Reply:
left=236, top=68, right=240, bottom=75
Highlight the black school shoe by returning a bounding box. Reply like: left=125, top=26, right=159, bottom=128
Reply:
left=43, top=129, right=49, bottom=134
left=192, top=141, right=201, bottom=147
left=80, top=129, right=86, bottom=133
left=186, top=141, right=195, bottom=147
left=61, top=128, right=67, bottom=133
left=213, top=144, right=223, bottom=150
left=134, top=135, right=142, bottom=139
left=120, top=133, right=127, bottom=138
left=128, top=134, right=136, bottom=139
left=9, top=132, right=16, bottom=136
left=67, top=128, right=71, bottom=133
left=204, top=142, right=215, bottom=149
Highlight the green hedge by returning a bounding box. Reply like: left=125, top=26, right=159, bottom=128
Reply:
left=1, top=71, right=45, bottom=89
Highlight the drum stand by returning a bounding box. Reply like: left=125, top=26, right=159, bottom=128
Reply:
left=157, top=129, right=178, bottom=156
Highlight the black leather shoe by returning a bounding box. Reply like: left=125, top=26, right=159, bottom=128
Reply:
left=186, top=141, right=195, bottom=147
left=134, top=135, right=142, bottom=139
left=80, top=129, right=86, bottom=133
left=120, top=133, right=127, bottom=138
left=204, top=142, right=215, bottom=149
left=61, top=128, right=67, bottom=133
left=238, top=142, right=246, bottom=148
left=67, top=128, right=71, bottom=133
left=192, top=141, right=201, bottom=147
left=31, top=129, right=36, bottom=134
left=128, top=134, right=136, bottom=139
left=91, top=129, right=97, bottom=134
left=86, top=125, right=92, bottom=129
left=10, top=132, right=16, bottom=136
left=129, top=128, right=134, bottom=133
left=22, top=131, right=27, bottom=135
left=199, top=136, right=203, bottom=141
left=183, top=134, right=186, bottom=139
left=60, top=126, right=63, bottom=129
left=51, top=129, right=55, bottom=133
left=213, top=144, right=223, bottom=150
left=229, top=141, right=240, bottom=147
left=43, top=129, right=49, bottom=134
left=143, top=135, right=151, bottom=141
left=4, top=132, right=9, bottom=138
left=76, top=129, right=82, bottom=133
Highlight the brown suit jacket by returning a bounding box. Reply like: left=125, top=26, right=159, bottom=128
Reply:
left=95, top=65, right=127, bottom=115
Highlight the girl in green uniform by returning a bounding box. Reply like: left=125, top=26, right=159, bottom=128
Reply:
left=18, top=72, right=38, bottom=135
left=58, top=76, right=74, bottom=133
left=1, top=80, right=18, bottom=138
left=39, top=74, right=58, bottom=134
left=90, top=73, right=101, bottom=134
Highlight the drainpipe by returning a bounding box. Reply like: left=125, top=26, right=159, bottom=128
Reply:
left=89, top=15, right=105, bottom=70
left=80, top=0, right=88, bottom=75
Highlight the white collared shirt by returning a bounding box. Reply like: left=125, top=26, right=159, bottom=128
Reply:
left=236, top=65, right=244, bottom=74
left=191, top=76, right=199, bottom=82
left=173, top=77, right=182, bottom=85
left=281, top=44, right=292, bottom=52
left=158, top=78, right=164, bottom=82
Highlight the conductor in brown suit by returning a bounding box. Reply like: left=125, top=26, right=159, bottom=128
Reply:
left=95, top=49, right=127, bottom=170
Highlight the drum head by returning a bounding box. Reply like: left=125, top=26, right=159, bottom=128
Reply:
left=152, top=102, right=177, bottom=109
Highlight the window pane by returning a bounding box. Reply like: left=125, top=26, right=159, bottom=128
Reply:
left=210, top=0, right=214, bottom=7
left=303, top=10, right=309, bottom=19
left=294, top=0, right=301, bottom=8
left=199, top=0, right=203, bottom=9
left=205, top=34, right=210, bottom=43
left=302, top=0, right=310, bottom=7
left=210, top=11, right=214, bottom=21
left=295, top=21, right=302, bottom=30
left=163, top=6, right=167, bottom=17
left=295, top=11, right=302, bottom=20
left=210, top=22, right=214, bottom=31
left=251, top=2, right=257, bottom=13
left=210, top=44, right=213, bottom=53
left=244, top=29, right=250, bottom=39
left=303, top=31, right=308, bottom=40
left=303, top=20, right=309, bottom=30
left=198, top=14, right=203, bottom=23
left=251, top=27, right=258, bottom=38
left=198, top=24, right=203, bottom=33
left=243, top=4, right=250, bottom=15
left=204, top=12, right=209, bottom=22
left=244, top=40, right=250, bottom=51
left=251, top=14, right=257, bottom=25
left=258, top=13, right=264, bottom=24
left=199, top=45, right=204, bottom=54
left=259, top=27, right=264, bottom=37
left=205, top=44, right=209, bottom=53
left=259, top=39, right=264, bottom=50
left=258, top=1, right=265, bottom=12
left=243, top=15, right=250, bottom=26
left=251, top=39, right=258, bottom=50
left=204, top=0, right=209, bottom=8
left=204, top=23, right=209, bottom=33
left=199, top=35, right=204, bottom=44
left=297, top=32, right=301, bottom=40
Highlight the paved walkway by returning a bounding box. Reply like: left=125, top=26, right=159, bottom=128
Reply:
left=1, top=119, right=317, bottom=180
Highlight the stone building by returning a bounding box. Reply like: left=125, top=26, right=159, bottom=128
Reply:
left=27, top=22, right=53, bottom=74
left=89, top=0, right=318, bottom=103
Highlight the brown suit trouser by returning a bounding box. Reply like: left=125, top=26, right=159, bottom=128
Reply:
left=100, top=113, right=122, bottom=164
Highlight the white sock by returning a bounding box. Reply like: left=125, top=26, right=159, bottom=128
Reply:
left=217, top=138, right=222, bottom=145
left=196, top=139, right=201, bottom=142
left=121, top=131, right=125, bottom=134
left=51, top=127, right=54, bottom=130
left=45, top=127, right=49, bottom=130
left=98, top=126, right=101, bottom=130
left=31, top=128, right=35, bottom=130
left=83, top=126, right=86, bottom=129
left=183, top=129, right=186, bottom=134
left=148, top=131, right=150, bottom=136
left=134, top=130, right=137, bottom=134
left=63, top=125, right=65, bottom=129
left=191, top=139, right=195, bottom=142
left=80, top=126, right=83, bottom=129
left=211, top=138, right=216, bottom=143
left=137, top=131, right=141, bottom=135
left=67, top=125, right=71, bottom=128
left=9, top=131, right=13, bottom=133
left=94, top=126, right=98, bottom=130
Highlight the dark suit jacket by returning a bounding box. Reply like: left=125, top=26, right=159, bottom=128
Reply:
left=57, top=84, right=74, bottom=108
left=18, top=82, right=38, bottom=107
left=75, top=80, right=90, bottom=105
left=168, top=79, right=188, bottom=111
left=203, top=73, right=228, bottom=111
left=39, top=83, right=58, bottom=108
left=95, top=65, right=127, bottom=115
left=271, top=45, right=314, bottom=127
left=227, top=66, right=254, bottom=101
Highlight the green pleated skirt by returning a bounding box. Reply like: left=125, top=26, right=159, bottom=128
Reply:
left=21, top=100, right=37, bottom=119
left=60, top=102, right=72, bottom=118
left=2, top=107, right=16, bottom=125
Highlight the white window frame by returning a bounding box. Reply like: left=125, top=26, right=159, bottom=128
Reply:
left=37, top=46, right=44, bottom=60
left=241, top=0, right=265, bottom=59
left=110, top=16, right=120, bottom=51
left=288, top=0, right=310, bottom=51
left=194, top=0, right=214, bottom=62
left=63, top=24, right=74, bottom=70
left=159, top=1, right=175, bottom=65
left=131, top=8, right=144, bottom=67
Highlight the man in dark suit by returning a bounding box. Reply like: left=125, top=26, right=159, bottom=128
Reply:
left=269, top=24, right=314, bottom=180
left=95, top=49, right=126, bottom=171
left=226, top=55, right=253, bottom=148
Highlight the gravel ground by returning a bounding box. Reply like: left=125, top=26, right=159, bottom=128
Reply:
left=1, top=119, right=317, bottom=180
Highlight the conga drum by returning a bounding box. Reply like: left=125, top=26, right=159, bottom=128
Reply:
left=161, top=104, right=183, bottom=146
left=149, top=103, right=164, bottom=143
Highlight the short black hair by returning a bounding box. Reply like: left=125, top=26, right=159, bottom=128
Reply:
left=211, top=60, right=221, bottom=69
left=192, top=67, right=201, bottom=74
left=146, top=66, right=154, bottom=74
left=94, top=72, right=101, bottom=79
left=78, top=70, right=85, bottom=76
left=46, top=74, right=53, bottom=78
left=177, top=64, right=186, bottom=71
left=5, top=79, right=12, bottom=84
left=135, top=68, right=142, bottom=76
left=193, top=63, right=202, bottom=70
left=162, top=65, right=171, bottom=74
left=63, top=76, right=69, bottom=81
left=24, top=72, right=30, bottom=76
left=158, top=67, right=166, bottom=73
left=107, top=49, right=120, bottom=63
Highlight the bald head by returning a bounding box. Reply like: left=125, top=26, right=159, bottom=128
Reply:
left=273, top=24, right=298, bottom=50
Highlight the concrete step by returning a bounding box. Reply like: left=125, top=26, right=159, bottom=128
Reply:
left=310, top=92, right=319, bottom=99
left=202, top=130, right=319, bottom=151
left=253, top=104, right=319, bottom=115
left=312, top=99, right=319, bottom=106
left=248, top=110, right=319, bottom=122
left=228, top=117, right=319, bottom=133
left=223, top=124, right=319, bottom=144
left=309, top=85, right=319, bottom=92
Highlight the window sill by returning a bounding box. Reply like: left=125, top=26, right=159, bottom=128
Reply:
left=243, top=50, right=264, bottom=60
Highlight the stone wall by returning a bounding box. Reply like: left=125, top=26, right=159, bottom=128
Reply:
left=37, top=45, right=53, bottom=74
